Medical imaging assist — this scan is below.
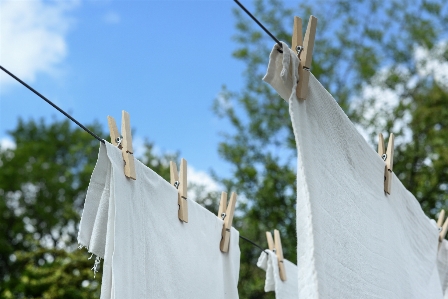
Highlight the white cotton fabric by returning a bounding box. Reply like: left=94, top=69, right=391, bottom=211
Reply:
left=263, top=42, right=444, bottom=298
left=78, top=142, right=240, bottom=299
left=263, top=41, right=299, bottom=102
left=257, top=250, right=298, bottom=298
left=438, top=240, right=448, bottom=297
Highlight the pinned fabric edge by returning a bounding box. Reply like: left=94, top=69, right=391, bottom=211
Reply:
left=257, top=251, right=276, bottom=292
left=257, top=250, right=299, bottom=298
left=77, top=141, right=241, bottom=299
left=262, top=41, right=300, bottom=102
left=78, top=143, right=111, bottom=259
left=438, top=239, right=448, bottom=296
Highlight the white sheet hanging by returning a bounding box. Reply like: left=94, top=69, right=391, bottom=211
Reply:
left=78, top=142, right=240, bottom=299
left=438, top=240, right=448, bottom=297
left=257, top=250, right=299, bottom=298
left=264, top=42, right=444, bottom=299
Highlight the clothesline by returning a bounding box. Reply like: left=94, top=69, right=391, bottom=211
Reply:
left=233, top=0, right=283, bottom=53
left=0, top=0, right=283, bottom=141
left=0, top=66, right=104, bottom=143
left=0, top=0, right=281, bottom=144
left=0, top=64, right=269, bottom=256
left=1, top=2, right=282, bottom=286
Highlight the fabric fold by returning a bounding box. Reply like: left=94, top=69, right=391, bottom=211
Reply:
left=263, top=42, right=444, bottom=298
left=438, top=240, right=448, bottom=297
left=78, top=142, right=240, bottom=299
left=262, top=41, right=299, bottom=102
left=257, top=250, right=298, bottom=298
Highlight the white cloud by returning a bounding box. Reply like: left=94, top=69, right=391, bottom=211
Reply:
left=360, top=84, right=400, bottom=123
left=0, top=0, right=79, bottom=92
left=353, top=82, right=413, bottom=146
left=0, top=137, right=16, bottom=150
left=122, top=138, right=220, bottom=199
left=103, top=11, right=120, bottom=24
left=132, top=136, right=146, bottom=158
left=188, top=166, right=220, bottom=195
left=352, top=41, right=448, bottom=146
left=415, top=41, right=448, bottom=89
left=352, top=76, right=403, bottom=145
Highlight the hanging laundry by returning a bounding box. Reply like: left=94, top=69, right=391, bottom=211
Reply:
left=438, top=240, right=448, bottom=296
left=263, top=42, right=444, bottom=298
left=257, top=250, right=298, bottom=298
left=78, top=142, right=240, bottom=299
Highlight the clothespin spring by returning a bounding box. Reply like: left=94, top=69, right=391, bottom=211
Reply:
left=174, top=181, right=180, bottom=189
left=381, top=154, right=387, bottom=161
left=296, top=46, right=304, bottom=60
left=295, top=46, right=311, bottom=72
left=115, top=136, right=123, bottom=148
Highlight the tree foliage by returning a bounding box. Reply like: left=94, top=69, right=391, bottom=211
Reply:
left=1, top=1, right=448, bottom=298
left=214, top=0, right=448, bottom=297
left=0, top=119, right=181, bottom=298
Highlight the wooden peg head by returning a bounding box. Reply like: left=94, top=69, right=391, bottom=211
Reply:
left=378, top=133, right=385, bottom=157
left=218, top=191, right=228, bottom=219
left=440, top=217, right=448, bottom=242
left=274, top=229, right=287, bottom=281
left=120, top=111, right=136, bottom=180
left=178, top=158, right=188, bottom=223
left=438, top=210, right=446, bottom=228
left=301, top=16, right=317, bottom=69
left=220, top=192, right=237, bottom=253
left=386, top=133, right=394, bottom=172
left=121, top=111, right=133, bottom=154
left=266, top=231, right=275, bottom=251
left=107, top=116, right=120, bottom=147
left=295, top=15, right=318, bottom=100
left=170, top=161, right=179, bottom=185
left=291, top=16, right=303, bottom=54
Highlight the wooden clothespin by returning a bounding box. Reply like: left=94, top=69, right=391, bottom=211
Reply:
left=437, top=209, right=448, bottom=243
left=291, top=15, right=317, bottom=100
left=218, top=191, right=237, bottom=253
left=107, top=111, right=136, bottom=180
left=266, top=229, right=287, bottom=281
left=378, top=133, right=394, bottom=194
left=170, top=159, right=188, bottom=223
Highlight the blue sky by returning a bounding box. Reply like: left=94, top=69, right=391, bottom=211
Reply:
left=0, top=0, right=267, bottom=187
left=3, top=1, right=447, bottom=191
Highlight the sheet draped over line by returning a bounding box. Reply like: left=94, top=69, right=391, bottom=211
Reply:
left=263, top=41, right=448, bottom=298
left=257, top=250, right=299, bottom=298
left=438, top=241, right=448, bottom=298
left=78, top=142, right=240, bottom=299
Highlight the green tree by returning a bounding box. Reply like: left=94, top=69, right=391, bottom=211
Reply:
left=0, top=118, right=183, bottom=298
left=215, top=0, right=448, bottom=297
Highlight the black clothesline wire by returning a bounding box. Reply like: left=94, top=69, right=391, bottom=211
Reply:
left=2, top=1, right=279, bottom=255
left=240, top=235, right=268, bottom=254
left=0, top=65, right=270, bottom=254
left=233, top=0, right=283, bottom=53
left=1, top=2, right=283, bottom=137
left=0, top=65, right=105, bottom=144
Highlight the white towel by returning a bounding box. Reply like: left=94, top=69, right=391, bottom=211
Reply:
left=78, top=142, right=240, bottom=299
left=264, top=42, right=444, bottom=298
left=257, top=250, right=298, bottom=298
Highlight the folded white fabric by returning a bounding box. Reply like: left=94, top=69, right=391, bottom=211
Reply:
left=257, top=250, right=298, bottom=298
left=78, top=142, right=240, bottom=299
left=264, top=42, right=443, bottom=298
left=263, top=41, right=299, bottom=102
left=438, top=240, right=448, bottom=297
